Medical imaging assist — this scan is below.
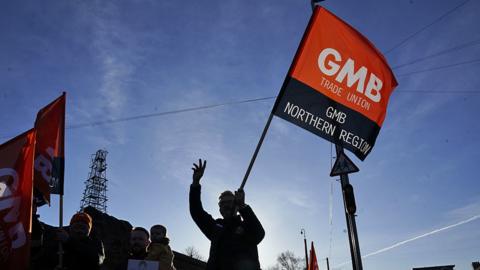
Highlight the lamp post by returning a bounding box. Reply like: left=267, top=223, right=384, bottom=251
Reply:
left=301, top=229, right=309, bottom=270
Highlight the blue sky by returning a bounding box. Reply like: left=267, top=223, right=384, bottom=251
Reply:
left=1, top=0, right=480, bottom=269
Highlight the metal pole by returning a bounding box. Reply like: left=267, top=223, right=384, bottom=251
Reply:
left=301, top=229, right=309, bottom=270
left=311, top=0, right=325, bottom=11
left=56, top=91, right=66, bottom=270
left=239, top=2, right=320, bottom=190
left=326, top=257, right=330, bottom=270
left=239, top=112, right=274, bottom=190
left=335, top=145, right=363, bottom=270
left=56, top=195, right=64, bottom=270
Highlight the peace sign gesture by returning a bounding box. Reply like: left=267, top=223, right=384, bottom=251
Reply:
left=192, top=159, right=207, bottom=185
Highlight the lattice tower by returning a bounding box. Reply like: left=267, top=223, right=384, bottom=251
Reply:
left=80, top=149, right=108, bottom=213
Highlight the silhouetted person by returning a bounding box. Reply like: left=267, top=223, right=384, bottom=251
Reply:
left=115, top=227, right=150, bottom=270
left=189, top=159, right=265, bottom=270
left=29, top=200, right=44, bottom=268
left=30, top=199, right=81, bottom=270
left=129, top=227, right=150, bottom=260
left=55, top=212, right=105, bottom=270
left=146, top=225, right=176, bottom=270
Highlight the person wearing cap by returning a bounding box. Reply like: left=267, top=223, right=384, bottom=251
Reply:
left=189, top=159, right=265, bottom=270
left=53, top=212, right=105, bottom=270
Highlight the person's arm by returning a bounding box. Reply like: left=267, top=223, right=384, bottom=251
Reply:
left=189, top=159, right=216, bottom=240
left=236, top=190, right=265, bottom=244
left=97, top=240, right=105, bottom=265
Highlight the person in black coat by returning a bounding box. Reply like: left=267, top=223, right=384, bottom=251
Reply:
left=55, top=212, right=105, bottom=270
left=189, top=159, right=265, bottom=270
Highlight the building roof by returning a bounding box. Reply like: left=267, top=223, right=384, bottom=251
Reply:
left=173, top=251, right=206, bottom=270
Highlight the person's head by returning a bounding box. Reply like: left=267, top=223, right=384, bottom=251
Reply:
left=130, top=227, right=150, bottom=254
left=69, top=212, right=92, bottom=239
left=150, top=225, right=167, bottom=243
left=219, top=190, right=237, bottom=219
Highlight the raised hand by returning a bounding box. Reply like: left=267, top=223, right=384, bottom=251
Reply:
left=192, top=159, right=207, bottom=185
left=235, top=189, right=246, bottom=208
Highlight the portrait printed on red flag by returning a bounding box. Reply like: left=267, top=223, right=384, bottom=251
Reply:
left=0, top=129, right=36, bottom=270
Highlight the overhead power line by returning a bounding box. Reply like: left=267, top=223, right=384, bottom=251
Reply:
left=385, top=0, right=472, bottom=55
left=397, top=90, right=480, bottom=94
left=396, top=59, right=480, bottom=77
left=391, top=38, right=480, bottom=70
left=46, top=88, right=480, bottom=130
left=2, top=88, right=479, bottom=141
left=0, top=96, right=275, bottom=140
left=67, top=96, right=276, bottom=129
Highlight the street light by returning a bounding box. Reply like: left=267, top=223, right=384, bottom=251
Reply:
left=301, top=229, right=308, bottom=270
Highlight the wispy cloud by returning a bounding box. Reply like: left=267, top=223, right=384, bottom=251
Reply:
left=445, top=198, right=480, bottom=220
left=71, top=1, right=146, bottom=145
left=90, top=2, right=130, bottom=119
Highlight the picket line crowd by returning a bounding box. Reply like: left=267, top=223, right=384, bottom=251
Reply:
left=27, top=159, right=265, bottom=270
left=30, top=207, right=176, bottom=270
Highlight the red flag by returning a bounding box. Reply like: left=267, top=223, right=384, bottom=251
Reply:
left=34, top=93, right=66, bottom=204
left=273, top=6, right=397, bottom=160
left=0, top=129, right=36, bottom=270
left=308, top=242, right=319, bottom=270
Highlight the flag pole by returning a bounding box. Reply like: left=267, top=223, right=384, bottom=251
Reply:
left=239, top=4, right=320, bottom=190
left=57, top=195, right=64, bottom=270
left=239, top=112, right=274, bottom=190
left=57, top=91, right=66, bottom=270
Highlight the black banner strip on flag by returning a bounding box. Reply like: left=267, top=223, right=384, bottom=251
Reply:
left=51, top=157, right=65, bottom=195
left=273, top=77, right=380, bottom=160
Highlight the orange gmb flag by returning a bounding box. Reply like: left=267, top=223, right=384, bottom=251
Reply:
left=308, top=241, right=319, bottom=270
left=0, top=129, right=36, bottom=270
left=34, top=93, right=66, bottom=204
left=273, top=6, right=398, bottom=160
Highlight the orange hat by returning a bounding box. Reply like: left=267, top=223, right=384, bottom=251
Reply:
left=70, top=212, right=92, bottom=229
